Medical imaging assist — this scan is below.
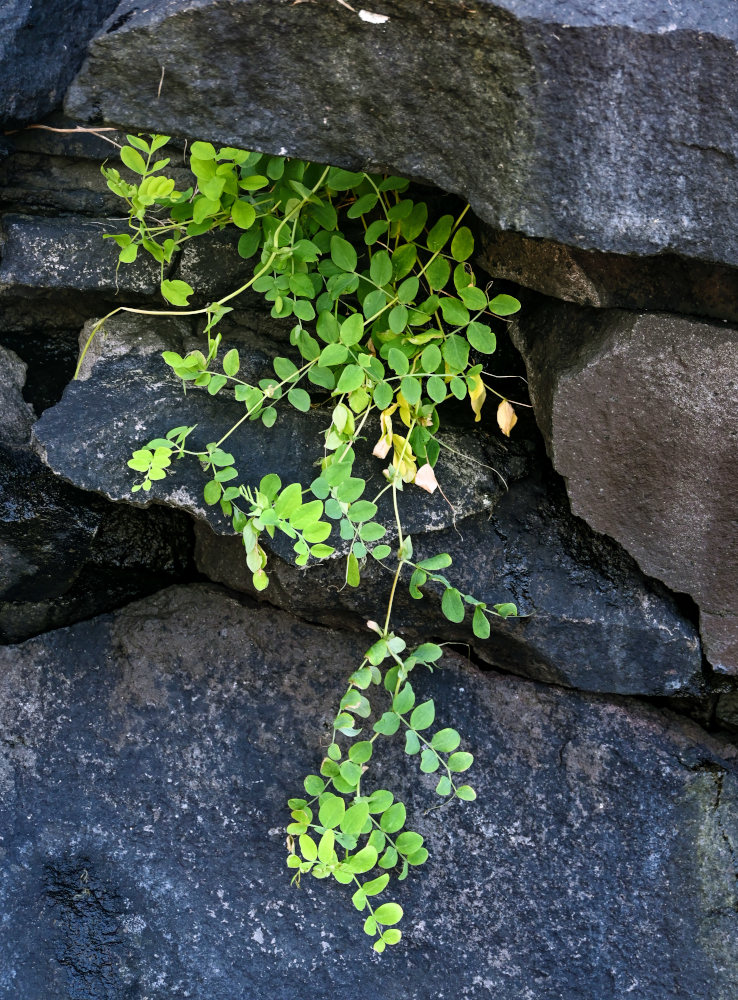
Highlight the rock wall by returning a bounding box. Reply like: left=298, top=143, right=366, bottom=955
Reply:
left=2, top=2, right=738, bottom=996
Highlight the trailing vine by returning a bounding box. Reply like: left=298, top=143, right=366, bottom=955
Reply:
left=91, top=133, right=522, bottom=951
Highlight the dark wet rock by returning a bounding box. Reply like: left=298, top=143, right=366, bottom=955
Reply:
left=511, top=301, right=738, bottom=675
left=195, top=470, right=703, bottom=698
left=0, top=346, right=35, bottom=448
left=0, top=443, right=197, bottom=644
left=34, top=334, right=702, bottom=695
left=68, top=0, right=738, bottom=267
left=0, top=116, right=189, bottom=217
left=0, top=0, right=119, bottom=128
left=0, top=339, right=196, bottom=643
left=0, top=327, right=83, bottom=414
left=0, top=583, right=736, bottom=998
left=478, top=227, right=738, bottom=325
left=0, top=214, right=161, bottom=300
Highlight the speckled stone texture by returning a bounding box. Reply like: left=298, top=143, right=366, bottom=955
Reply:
left=1, top=584, right=737, bottom=999
left=67, top=0, right=738, bottom=266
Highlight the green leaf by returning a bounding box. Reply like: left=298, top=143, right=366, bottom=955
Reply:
left=336, top=365, right=365, bottom=394
left=360, top=522, right=386, bottom=541
left=473, top=605, right=491, bottom=638
left=410, top=699, right=435, bottom=731
left=397, top=276, right=419, bottom=303
left=319, top=343, right=349, bottom=367
left=405, top=730, right=420, bottom=755
left=340, top=801, right=370, bottom=836
left=203, top=480, right=221, bottom=505
left=426, top=375, right=447, bottom=403
left=378, top=846, right=398, bottom=869
left=417, top=553, right=452, bottom=570
left=340, top=313, right=364, bottom=346
left=391, top=243, right=417, bottom=279
left=120, top=145, right=147, bottom=174
left=456, top=785, right=477, bottom=801
left=370, top=250, right=392, bottom=287
left=319, top=794, right=346, bottom=829
left=373, top=712, right=400, bottom=736
left=331, top=235, right=358, bottom=272
left=431, top=727, right=461, bottom=752
left=427, top=214, right=453, bottom=252
left=346, top=552, right=361, bottom=588
left=488, top=293, right=521, bottom=316
left=400, top=376, right=421, bottom=406
left=231, top=199, right=256, bottom=229
left=467, top=322, right=497, bottom=354
left=373, top=903, right=403, bottom=926
left=448, top=751, right=474, bottom=772
left=290, top=499, right=323, bottom=529
left=396, top=831, right=424, bottom=855
left=347, top=500, right=377, bottom=523
left=393, top=683, right=415, bottom=715
left=389, top=304, right=408, bottom=334
left=318, top=829, right=336, bottom=863
left=441, top=587, right=465, bottom=623
left=365, top=219, right=389, bottom=245
left=304, top=774, right=325, bottom=796
left=435, top=775, right=452, bottom=796
left=335, top=477, right=366, bottom=503
left=380, top=801, right=406, bottom=834
left=387, top=348, right=409, bottom=376
left=259, top=473, right=282, bottom=499
left=288, top=387, right=311, bottom=412
left=348, top=741, right=373, bottom=764
left=273, top=482, right=303, bottom=519
left=347, top=192, right=378, bottom=218
left=345, top=845, right=377, bottom=874
left=420, top=748, right=439, bottom=772
left=450, top=226, right=474, bottom=261
left=413, top=642, right=443, bottom=662
left=494, top=602, right=518, bottom=619
left=440, top=297, right=470, bottom=327
left=222, top=348, right=240, bottom=376
left=442, top=334, right=470, bottom=372
left=420, top=344, right=442, bottom=372
left=372, top=543, right=392, bottom=560
left=425, top=256, right=451, bottom=291
left=373, top=380, right=393, bottom=410
left=160, top=279, right=194, bottom=306
left=459, top=284, right=487, bottom=311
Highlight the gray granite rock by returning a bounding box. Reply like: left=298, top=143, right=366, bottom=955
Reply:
left=0, top=0, right=119, bottom=128
left=0, top=583, right=736, bottom=999
left=33, top=328, right=703, bottom=696
left=67, top=0, right=738, bottom=266
left=511, top=301, right=738, bottom=675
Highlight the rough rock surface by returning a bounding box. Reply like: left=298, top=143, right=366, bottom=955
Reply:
left=478, top=227, right=738, bottom=324
left=33, top=326, right=703, bottom=695
left=0, top=345, right=35, bottom=448
left=67, top=0, right=738, bottom=266
left=1, top=584, right=737, bottom=999
left=0, top=0, right=119, bottom=128
left=0, top=341, right=196, bottom=643
left=0, top=213, right=160, bottom=299
left=511, top=301, right=738, bottom=675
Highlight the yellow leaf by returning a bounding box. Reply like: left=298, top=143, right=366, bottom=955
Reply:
left=496, top=399, right=517, bottom=436
left=468, top=373, right=487, bottom=423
